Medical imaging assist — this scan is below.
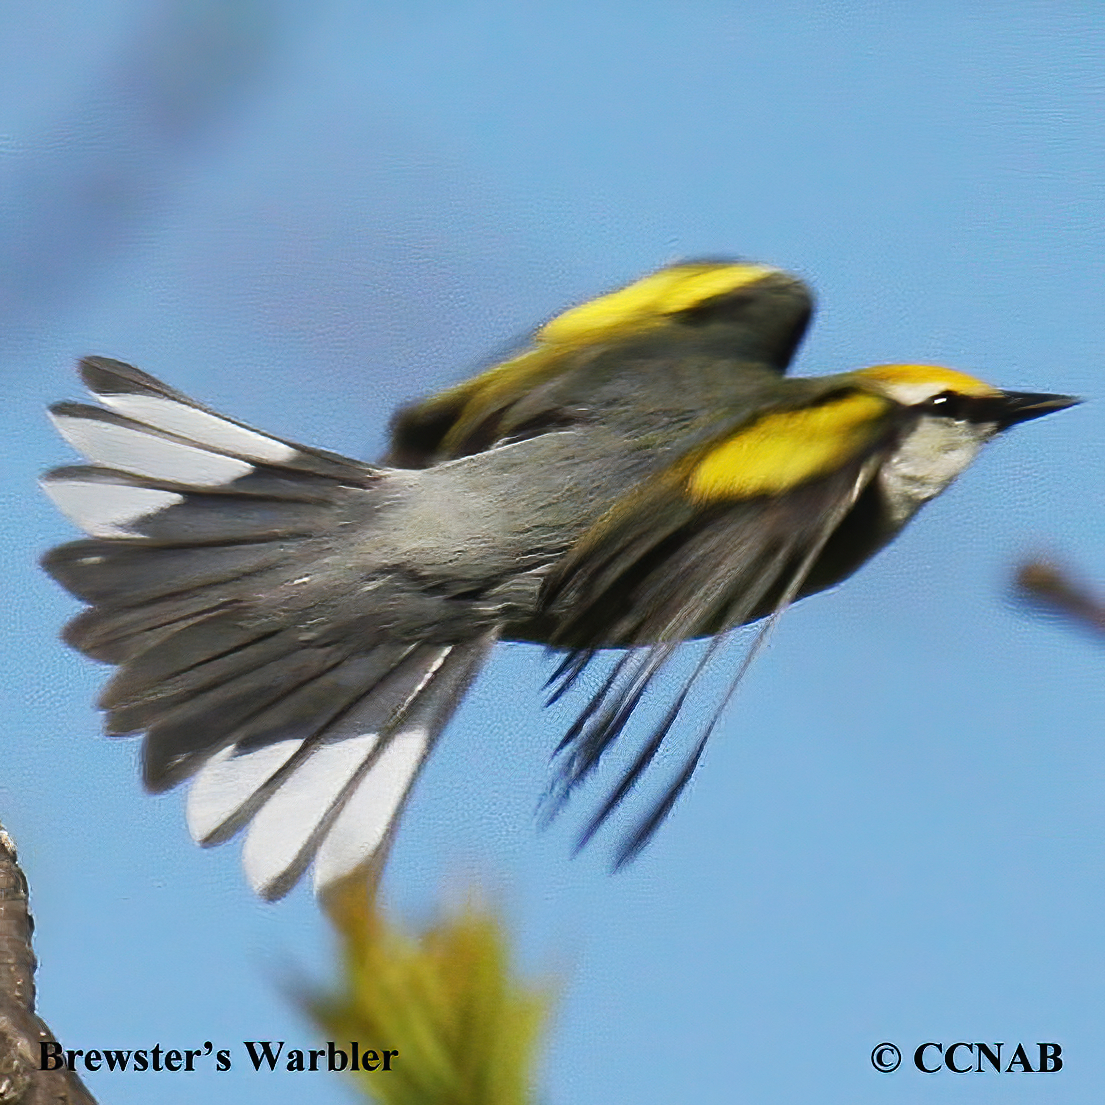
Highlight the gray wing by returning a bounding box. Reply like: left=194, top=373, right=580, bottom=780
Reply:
left=42, top=358, right=493, bottom=899
left=386, top=265, right=814, bottom=468
left=540, top=453, right=888, bottom=867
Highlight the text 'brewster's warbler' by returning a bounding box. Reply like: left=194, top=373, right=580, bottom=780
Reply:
left=41, top=261, right=1077, bottom=899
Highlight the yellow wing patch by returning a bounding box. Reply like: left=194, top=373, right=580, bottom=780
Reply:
left=537, top=262, right=778, bottom=347
left=687, top=391, right=891, bottom=502
left=425, top=262, right=781, bottom=456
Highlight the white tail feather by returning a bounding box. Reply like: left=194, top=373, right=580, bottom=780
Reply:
left=41, top=477, right=184, bottom=538
left=186, top=739, right=305, bottom=846
left=49, top=410, right=254, bottom=486
left=95, top=392, right=298, bottom=464
left=311, top=727, right=431, bottom=892
left=243, top=734, right=381, bottom=898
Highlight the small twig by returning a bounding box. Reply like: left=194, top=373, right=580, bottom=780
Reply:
left=1015, top=559, right=1105, bottom=637
left=0, top=824, right=97, bottom=1105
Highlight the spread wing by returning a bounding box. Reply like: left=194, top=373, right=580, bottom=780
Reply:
left=539, top=391, right=903, bottom=865
left=386, top=261, right=814, bottom=467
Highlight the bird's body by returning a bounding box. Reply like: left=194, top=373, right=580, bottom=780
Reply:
left=41, top=261, right=1076, bottom=899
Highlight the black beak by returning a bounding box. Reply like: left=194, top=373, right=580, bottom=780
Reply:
left=989, top=390, right=1081, bottom=430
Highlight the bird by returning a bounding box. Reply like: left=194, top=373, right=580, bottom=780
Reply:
left=40, top=260, right=1078, bottom=900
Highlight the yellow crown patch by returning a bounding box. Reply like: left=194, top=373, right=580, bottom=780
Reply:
left=857, top=364, right=1000, bottom=399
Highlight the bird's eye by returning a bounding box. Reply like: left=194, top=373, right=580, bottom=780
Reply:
left=920, top=390, right=967, bottom=419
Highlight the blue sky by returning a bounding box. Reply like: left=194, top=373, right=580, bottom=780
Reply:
left=2, top=2, right=1103, bottom=1102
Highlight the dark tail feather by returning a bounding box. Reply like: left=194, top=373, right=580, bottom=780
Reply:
left=41, top=358, right=495, bottom=898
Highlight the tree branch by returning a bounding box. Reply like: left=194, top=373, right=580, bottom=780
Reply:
left=0, top=824, right=97, bottom=1105
left=1015, top=559, right=1105, bottom=638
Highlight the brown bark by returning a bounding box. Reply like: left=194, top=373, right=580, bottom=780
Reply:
left=0, top=825, right=97, bottom=1105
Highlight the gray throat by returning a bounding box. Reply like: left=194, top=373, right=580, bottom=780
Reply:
left=877, top=416, right=992, bottom=528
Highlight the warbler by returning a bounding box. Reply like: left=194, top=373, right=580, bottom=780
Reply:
left=41, top=260, right=1077, bottom=900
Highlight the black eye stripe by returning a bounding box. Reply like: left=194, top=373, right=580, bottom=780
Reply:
left=916, top=390, right=983, bottom=421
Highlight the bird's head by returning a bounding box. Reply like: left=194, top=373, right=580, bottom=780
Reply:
left=683, top=361, right=1078, bottom=512
left=844, top=363, right=1080, bottom=524
left=852, top=362, right=1079, bottom=433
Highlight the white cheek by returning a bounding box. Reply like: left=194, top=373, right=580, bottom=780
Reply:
left=879, top=419, right=993, bottom=526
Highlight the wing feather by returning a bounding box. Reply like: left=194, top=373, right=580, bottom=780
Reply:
left=387, top=262, right=814, bottom=467
left=545, top=450, right=889, bottom=863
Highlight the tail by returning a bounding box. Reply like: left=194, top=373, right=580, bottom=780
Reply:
left=42, top=358, right=493, bottom=900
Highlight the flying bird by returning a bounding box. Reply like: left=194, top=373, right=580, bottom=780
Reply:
left=40, top=261, right=1077, bottom=899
